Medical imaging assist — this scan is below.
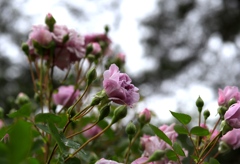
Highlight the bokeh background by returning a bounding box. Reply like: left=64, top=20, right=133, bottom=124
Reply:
left=1, top=0, right=240, bottom=124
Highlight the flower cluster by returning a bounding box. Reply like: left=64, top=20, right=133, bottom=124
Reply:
left=2, top=13, right=240, bottom=164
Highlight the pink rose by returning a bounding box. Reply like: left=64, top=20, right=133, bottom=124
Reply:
left=224, top=101, right=240, bottom=128
left=221, top=128, right=240, bottom=150
left=52, top=85, right=80, bottom=107
left=159, top=124, right=178, bottom=142
left=218, top=86, right=240, bottom=106
left=28, top=25, right=52, bottom=47
left=131, top=157, right=153, bottom=164
left=84, top=33, right=111, bottom=46
left=103, top=64, right=139, bottom=107
left=82, top=124, right=102, bottom=138
left=140, top=135, right=168, bottom=157
left=95, top=158, right=122, bottom=164
left=53, top=25, right=85, bottom=70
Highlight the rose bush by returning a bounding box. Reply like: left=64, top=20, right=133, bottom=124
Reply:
left=2, top=13, right=240, bottom=164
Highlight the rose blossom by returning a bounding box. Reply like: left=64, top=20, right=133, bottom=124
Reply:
left=27, top=25, right=52, bottom=47
left=84, top=33, right=111, bottom=46
left=224, top=101, right=240, bottom=128
left=103, top=64, right=139, bottom=107
left=52, top=85, right=80, bottom=107
left=218, top=86, right=240, bottom=106
left=131, top=157, right=153, bottom=164
left=141, top=135, right=167, bottom=157
left=140, top=124, right=178, bottom=157
left=221, top=128, right=240, bottom=150
left=95, top=158, right=123, bottom=164
left=82, top=124, right=102, bottom=138
left=52, top=25, right=85, bottom=70
left=159, top=124, right=178, bottom=142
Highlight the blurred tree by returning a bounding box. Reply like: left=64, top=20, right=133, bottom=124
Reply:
left=0, top=0, right=33, bottom=112
left=137, top=0, right=240, bottom=95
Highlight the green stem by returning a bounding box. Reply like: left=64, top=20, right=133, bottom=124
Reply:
left=64, top=123, right=112, bottom=162
left=197, top=132, right=221, bottom=164
left=66, top=121, right=99, bottom=139
left=125, top=129, right=141, bottom=164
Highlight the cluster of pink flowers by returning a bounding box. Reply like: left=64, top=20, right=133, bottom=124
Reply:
left=218, top=86, right=240, bottom=106
left=25, top=14, right=113, bottom=70
left=27, top=23, right=85, bottom=70
left=218, top=86, right=240, bottom=150
left=139, top=124, right=186, bottom=164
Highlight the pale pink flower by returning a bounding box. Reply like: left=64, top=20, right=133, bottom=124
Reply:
left=221, top=128, right=240, bottom=150
left=28, top=25, right=52, bottom=47
left=103, top=64, right=139, bottom=107
left=52, top=85, right=80, bottom=107
left=159, top=124, right=178, bottom=142
left=52, top=25, right=85, bottom=70
left=224, top=101, right=240, bottom=128
left=84, top=33, right=111, bottom=46
left=218, top=86, right=240, bottom=106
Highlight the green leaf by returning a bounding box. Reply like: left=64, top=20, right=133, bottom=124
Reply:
left=173, top=142, right=185, bottom=156
left=35, top=124, right=50, bottom=134
left=35, top=113, right=61, bottom=123
left=60, top=133, right=81, bottom=149
left=209, top=158, right=220, bottom=164
left=47, top=122, right=68, bottom=155
left=149, top=124, right=172, bottom=146
left=190, top=126, right=209, bottom=136
left=8, top=120, right=33, bottom=164
left=174, top=124, right=188, bottom=135
left=8, top=103, right=32, bottom=118
left=22, top=157, right=40, bottom=164
left=170, top=111, right=191, bottom=125
left=166, top=149, right=178, bottom=161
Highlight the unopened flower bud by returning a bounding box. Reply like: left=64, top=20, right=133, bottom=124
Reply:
left=196, top=96, right=204, bottom=113
left=203, top=110, right=210, bottom=120
left=228, top=98, right=236, bottom=107
left=86, top=44, right=93, bottom=55
left=15, top=92, right=30, bottom=106
left=90, top=91, right=107, bottom=106
left=104, top=25, right=110, bottom=34
left=125, top=121, right=136, bottom=139
left=98, top=104, right=110, bottom=121
left=86, top=67, right=97, bottom=86
left=111, top=105, right=127, bottom=124
left=21, top=43, right=29, bottom=56
left=146, top=150, right=165, bottom=163
left=138, top=108, right=151, bottom=125
left=218, top=141, right=231, bottom=154
left=45, top=13, right=56, bottom=32
left=220, top=120, right=233, bottom=135
left=218, top=106, right=228, bottom=119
